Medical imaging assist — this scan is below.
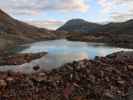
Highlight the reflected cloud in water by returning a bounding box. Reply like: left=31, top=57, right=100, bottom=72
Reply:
left=0, top=39, right=132, bottom=73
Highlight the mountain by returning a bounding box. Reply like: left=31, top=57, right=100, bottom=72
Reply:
left=57, top=19, right=101, bottom=33
left=0, top=9, right=56, bottom=51
left=57, top=19, right=133, bottom=48
left=100, top=20, right=133, bottom=34
left=0, top=9, right=56, bottom=42
left=57, top=19, right=133, bottom=34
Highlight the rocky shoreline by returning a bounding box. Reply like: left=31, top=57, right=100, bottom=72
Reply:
left=0, top=52, right=47, bottom=65
left=0, top=51, right=132, bottom=100
left=66, top=35, right=133, bottom=49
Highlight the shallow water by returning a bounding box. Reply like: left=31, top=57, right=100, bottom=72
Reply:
left=0, top=39, right=132, bottom=73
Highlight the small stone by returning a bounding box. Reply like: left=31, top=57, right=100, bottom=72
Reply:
left=0, top=79, right=7, bottom=88
left=73, top=96, right=83, bottom=100
left=128, top=65, right=133, bottom=70
left=38, top=72, right=46, bottom=76
left=33, top=65, right=40, bottom=71
left=6, top=77, right=14, bottom=82
left=104, top=90, right=114, bottom=98
left=117, top=80, right=125, bottom=85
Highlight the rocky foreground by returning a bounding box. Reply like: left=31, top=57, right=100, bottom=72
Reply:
left=0, top=51, right=132, bottom=100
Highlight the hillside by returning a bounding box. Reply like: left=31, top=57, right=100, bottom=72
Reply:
left=0, top=9, right=56, bottom=52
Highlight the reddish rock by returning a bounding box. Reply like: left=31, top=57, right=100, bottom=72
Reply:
left=0, top=51, right=132, bottom=100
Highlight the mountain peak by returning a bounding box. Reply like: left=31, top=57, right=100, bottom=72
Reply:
left=57, top=18, right=100, bottom=33
left=65, top=19, right=88, bottom=25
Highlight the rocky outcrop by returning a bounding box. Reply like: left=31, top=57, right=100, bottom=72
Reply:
left=107, top=51, right=133, bottom=60
left=0, top=52, right=47, bottom=65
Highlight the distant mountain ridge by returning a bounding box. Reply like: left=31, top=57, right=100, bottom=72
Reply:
left=57, top=18, right=133, bottom=34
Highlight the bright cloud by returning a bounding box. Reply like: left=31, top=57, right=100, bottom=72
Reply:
left=0, top=0, right=88, bottom=15
left=0, top=0, right=88, bottom=29
left=28, top=20, right=64, bottom=30
left=111, top=0, right=133, bottom=21
left=97, top=0, right=112, bottom=13
left=97, top=0, right=133, bottom=22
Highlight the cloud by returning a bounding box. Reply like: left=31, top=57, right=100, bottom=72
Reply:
left=0, top=0, right=88, bottom=16
left=28, top=20, right=64, bottom=30
left=97, top=0, right=133, bottom=22
left=1, top=0, right=133, bottom=23
left=97, top=0, right=112, bottom=13
left=0, top=0, right=88, bottom=29
left=111, top=0, right=133, bottom=21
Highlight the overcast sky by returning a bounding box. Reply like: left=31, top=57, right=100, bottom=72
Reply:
left=0, top=0, right=133, bottom=29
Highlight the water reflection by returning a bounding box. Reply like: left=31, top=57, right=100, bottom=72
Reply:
left=0, top=39, right=132, bottom=73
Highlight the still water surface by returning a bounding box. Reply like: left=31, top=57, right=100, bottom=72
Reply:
left=0, top=39, right=132, bottom=73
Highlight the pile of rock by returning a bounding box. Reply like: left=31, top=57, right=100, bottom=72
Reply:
left=0, top=51, right=132, bottom=100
